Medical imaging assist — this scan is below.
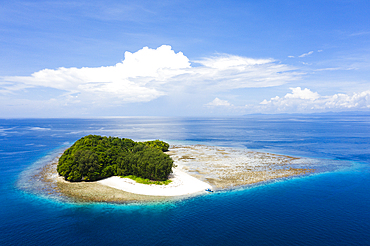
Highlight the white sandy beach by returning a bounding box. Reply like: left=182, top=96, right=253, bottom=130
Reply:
left=98, top=168, right=213, bottom=197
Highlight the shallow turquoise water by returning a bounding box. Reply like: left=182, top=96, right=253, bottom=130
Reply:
left=1, top=115, right=369, bottom=245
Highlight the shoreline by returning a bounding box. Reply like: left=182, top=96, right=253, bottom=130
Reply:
left=98, top=169, right=212, bottom=197
left=35, top=144, right=317, bottom=203
left=38, top=155, right=214, bottom=203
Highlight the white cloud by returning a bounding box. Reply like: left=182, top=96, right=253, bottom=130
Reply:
left=2, top=45, right=190, bottom=103
left=196, top=55, right=273, bottom=68
left=205, top=98, right=232, bottom=107
left=320, top=91, right=370, bottom=110
left=316, top=67, right=342, bottom=71
left=315, top=67, right=356, bottom=71
left=256, top=87, right=370, bottom=113
left=189, top=54, right=299, bottom=90
left=1, top=45, right=299, bottom=106
left=299, top=51, right=314, bottom=58
left=284, top=87, right=319, bottom=100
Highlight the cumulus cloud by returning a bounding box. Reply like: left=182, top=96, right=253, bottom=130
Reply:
left=299, top=51, right=314, bottom=58
left=284, top=87, right=319, bottom=100
left=3, top=45, right=190, bottom=103
left=1, top=45, right=299, bottom=106
left=205, top=98, right=232, bottom=107
left=257, top=87, right=370, bottom=113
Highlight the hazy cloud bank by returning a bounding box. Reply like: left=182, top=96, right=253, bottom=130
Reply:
left=206, top=87, right=370, bottom=114
left=259, top=87, right=370, bottom=113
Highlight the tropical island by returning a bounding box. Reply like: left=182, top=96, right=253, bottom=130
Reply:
left=33, top=135, right=330, bottom=203
left=46, top=135, right=212, bottom=202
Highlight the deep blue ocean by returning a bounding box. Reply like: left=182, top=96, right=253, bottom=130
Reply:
left=1, top=115, right=370, bottom=246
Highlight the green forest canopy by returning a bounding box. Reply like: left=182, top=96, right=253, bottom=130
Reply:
left=57, top=135, right=174, bottom=182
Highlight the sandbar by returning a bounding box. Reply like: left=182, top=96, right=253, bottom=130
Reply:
left=98, top=168, right=212, bottom=196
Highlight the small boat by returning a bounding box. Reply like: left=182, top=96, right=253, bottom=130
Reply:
left=205, top=188, right=213, bottom=192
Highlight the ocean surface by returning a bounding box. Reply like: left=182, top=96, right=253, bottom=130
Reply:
left=1, top=115, right=370, bottom=245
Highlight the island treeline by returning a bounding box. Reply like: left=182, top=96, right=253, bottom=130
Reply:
left=57, top=135, right=174, bottom=182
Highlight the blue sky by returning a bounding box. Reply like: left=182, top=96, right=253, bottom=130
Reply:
left=1, top=0, right=370, bottom=117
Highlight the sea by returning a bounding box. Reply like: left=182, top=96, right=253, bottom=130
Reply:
left=0, top=115, right=369, bottom=246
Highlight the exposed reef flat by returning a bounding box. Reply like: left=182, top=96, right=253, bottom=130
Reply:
left=167, top=145, right=315, bottom=189
left=36, top=145, right=318, bottom=203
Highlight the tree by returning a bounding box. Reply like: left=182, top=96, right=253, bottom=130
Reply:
left=57, top=135, right=174, bottom=182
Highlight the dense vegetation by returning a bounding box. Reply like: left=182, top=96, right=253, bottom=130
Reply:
left=57, top=135, right=174, bottom=182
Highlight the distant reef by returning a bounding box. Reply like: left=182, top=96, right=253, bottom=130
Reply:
left=57, top=135, right=174, bottom=182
